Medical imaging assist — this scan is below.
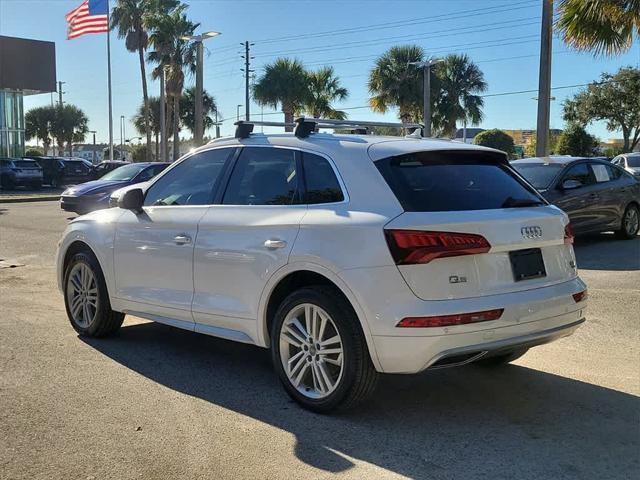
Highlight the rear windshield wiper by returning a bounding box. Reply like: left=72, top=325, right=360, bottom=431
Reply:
left=502, top=197, right=545, bottom=208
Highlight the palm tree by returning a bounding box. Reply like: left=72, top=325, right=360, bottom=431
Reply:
left=432, top=54, right=487, bottom=138
left=180, top=87, right=218, bottom=135
left=556, top=0, right=640, bottom=56
left=50, top=104, right=89, bottom=156
left=133, top=96, right=166, bottom=160
left=25, top=106, right=56, bottom=154
left=368, top=45, right=424, bottom=123
left=253, top=58, right=310, bottom=131
left=304, top=66, right=348, bottom=119
left=147, top=4, right=197, bottom=160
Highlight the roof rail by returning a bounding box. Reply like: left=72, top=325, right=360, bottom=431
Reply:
left=234, top=117, right=424, bottom=139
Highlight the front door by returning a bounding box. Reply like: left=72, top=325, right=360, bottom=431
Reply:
left=192, top=147, right=307, bottom=341
left=113, top=148, right=234, bottom=323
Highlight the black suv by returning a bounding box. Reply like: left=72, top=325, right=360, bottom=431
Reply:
left=25, top=156, right=91, bottom=187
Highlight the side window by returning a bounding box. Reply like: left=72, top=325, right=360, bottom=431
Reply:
left=144, top=148, right=233, bottom=206
left=136, top=167, right=156, bottom=182
left=591, top=163, right=611, bottom=183
left=606, top=164, right=622, bottom=180
left=562, top=163, right=594, bottom=186
left=302, top=152, right=344, bottom=204
left=222, top=147, right=300, bottom=205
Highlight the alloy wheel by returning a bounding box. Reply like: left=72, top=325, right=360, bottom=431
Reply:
left=624, top=207, right=639, bottom=236
left=66, top=262, right=99, bottom=328
left=279, top=303, right=344, bottom=399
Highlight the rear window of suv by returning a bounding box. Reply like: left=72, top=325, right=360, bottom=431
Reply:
left=375, top=151, right=544, bottom=212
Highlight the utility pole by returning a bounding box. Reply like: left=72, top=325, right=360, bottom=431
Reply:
left=89, top=130, right=97, bottom=164
left=57, top=81, right=66, bottom=107
left=409, top=58, right=442, bottom=137
left=536, top=0, right=553, bottom=157
left=214, top=108, right=220, bottom=138
left=241, top=41, right=254, bottom=121
left=160, top=67, right=167, bottom=162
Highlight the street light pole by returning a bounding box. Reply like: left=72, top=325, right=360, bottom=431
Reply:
left=160, top=66, right=168, bottom=162
left=181, top=31, right=220, bottom=148
left=195, top=40, right=204, bottom=146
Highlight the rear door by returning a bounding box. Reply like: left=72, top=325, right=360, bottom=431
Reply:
left=553, top=162, right=599, bottom=233
left=192, top=146, right=306, bottom=339
left=374, top=150, right=576, bottom=301
left=589, top=161, right=622, bottom=229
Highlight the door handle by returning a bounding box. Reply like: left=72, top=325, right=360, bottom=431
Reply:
left=174, top=234, right=192, bottom=245
left=264, top=239, right=287, bottom=249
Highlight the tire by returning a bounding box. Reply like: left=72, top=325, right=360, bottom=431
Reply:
left=475, top=348, right=529, bottom=367
left=1, top=175, right=15, bottom=190
left=271, top=286, right=378, bottom=413
left=616, top=204, right=639, bottom=240
left=63, top=251, right=124, bottom=337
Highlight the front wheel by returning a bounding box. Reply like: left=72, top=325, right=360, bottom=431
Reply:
left=617, top=204, right=639, bottom=239
left=271, top=286, right=378, bottom=413
left=64, top=251, right=124, bottom=337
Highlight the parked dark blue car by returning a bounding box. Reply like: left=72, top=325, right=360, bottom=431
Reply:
left=60, top=162, right=169, bottom=214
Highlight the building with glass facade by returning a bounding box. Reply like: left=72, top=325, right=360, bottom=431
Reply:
left=0, top=36, right=56, bottom=158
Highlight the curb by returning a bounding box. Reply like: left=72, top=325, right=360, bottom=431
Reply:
left=0, top=195, right=60, bottom=204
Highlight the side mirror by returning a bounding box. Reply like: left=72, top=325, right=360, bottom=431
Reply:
left=118, top=188, right=144, bottom=212
left=561, top=179, right=582, bottom=190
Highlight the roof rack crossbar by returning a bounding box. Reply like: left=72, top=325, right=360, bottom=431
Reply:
left=233, top=117, right=424, bottom=139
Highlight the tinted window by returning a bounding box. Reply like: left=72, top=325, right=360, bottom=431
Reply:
left=15, top=160, right=40, bottom=168
left=563, top=163, right=594, bottom=186
left=375, top=151, right=543, bottom=212
left=223, top=147, right=300, bottom=205
left=591, top=163, right=611, bottom=183
left=606, top=164, right=622, bottom=180
left=512, top=163, right=563, bottom=189
left=628, top=156, right=640, bottom=167
left=144, top=149, right=232, bottom=206
left=102, top=163, right=149, bottom=181
left=303, top=152, right=344, bottom=204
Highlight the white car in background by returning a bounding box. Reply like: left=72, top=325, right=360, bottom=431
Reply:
left=56, top=118, right=587, bottom=412
left=612, top=152, right=640, bottom=177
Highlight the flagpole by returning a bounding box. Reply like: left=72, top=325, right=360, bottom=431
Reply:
left=106, top=0, right=114, bottom=160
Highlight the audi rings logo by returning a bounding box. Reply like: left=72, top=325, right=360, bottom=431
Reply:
left=521, top=226, right=543, bottom=239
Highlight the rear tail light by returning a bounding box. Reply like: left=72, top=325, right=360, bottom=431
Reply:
left=397, top=308, right=504, bottom=328
left=385, top=230, right=491, bottom=265
left=572, top=290, right=588, bottom=303
left=564, top=223, right=574, bottom=245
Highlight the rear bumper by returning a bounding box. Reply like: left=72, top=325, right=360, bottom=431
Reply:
left=372, top=310, right=585, bottom=373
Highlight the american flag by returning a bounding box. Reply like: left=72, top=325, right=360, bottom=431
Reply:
left=66, top=0, right=109, bottom=40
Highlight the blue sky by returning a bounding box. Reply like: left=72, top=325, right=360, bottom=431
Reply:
left=2, top=0, right=639, bottom=144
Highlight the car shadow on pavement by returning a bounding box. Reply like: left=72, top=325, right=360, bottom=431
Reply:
left=82, top=322, right=639, bottom=479
left=574, top=233, right=639, bottom=271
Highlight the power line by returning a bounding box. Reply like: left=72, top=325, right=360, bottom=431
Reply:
left=254, top=18, right=542, bottom=58
left=251, top=0, right=539, bottom=44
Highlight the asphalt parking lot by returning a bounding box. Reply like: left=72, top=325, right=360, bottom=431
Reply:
left=1, top=201, right=638, bottom=480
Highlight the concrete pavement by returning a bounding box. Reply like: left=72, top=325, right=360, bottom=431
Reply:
left=1, top=202, right=638, bottom=479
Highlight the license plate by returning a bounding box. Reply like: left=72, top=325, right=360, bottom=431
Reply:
left=509, top=248, right=546, bottom=281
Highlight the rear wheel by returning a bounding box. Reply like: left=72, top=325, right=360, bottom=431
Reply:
left=617, top=204, right=639, bottom=239
left=64, top=251, right=124, bottom=337
left=475, top=348, right=529, bottom=367
left=271, top=286, right=378, bottom=413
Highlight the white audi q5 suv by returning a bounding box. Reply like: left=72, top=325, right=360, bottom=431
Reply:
left=56, top=118, right=587, bottom=412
